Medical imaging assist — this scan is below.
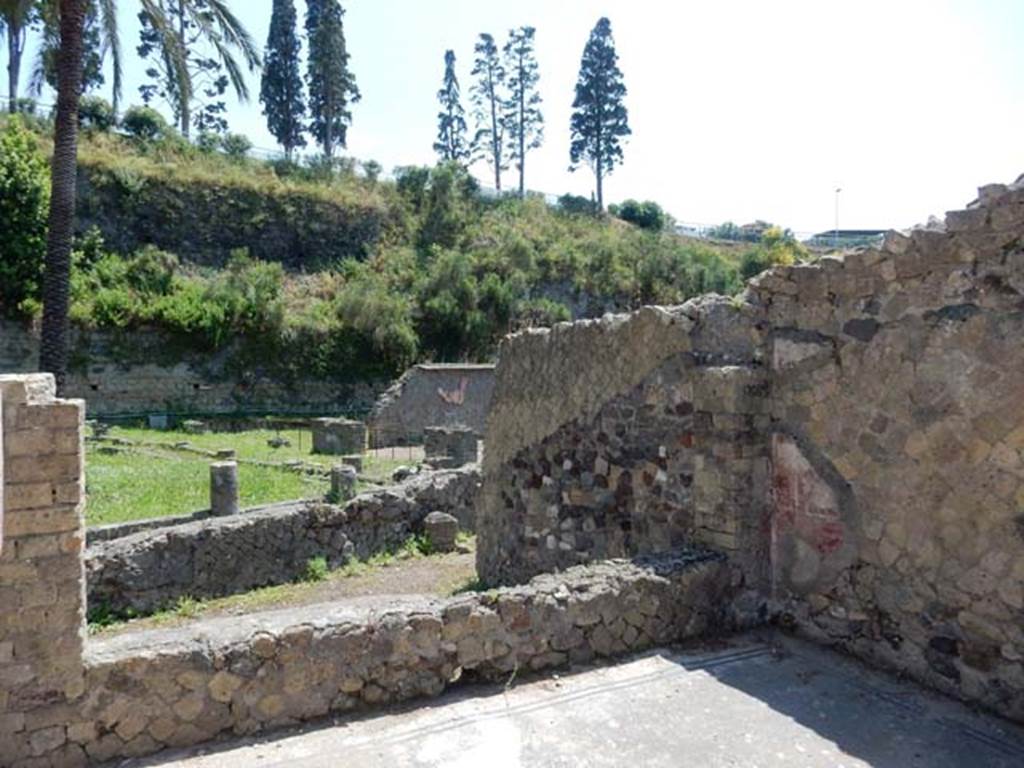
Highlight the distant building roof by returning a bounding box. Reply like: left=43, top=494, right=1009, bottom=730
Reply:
left=809, top=229, right=887, bottom=240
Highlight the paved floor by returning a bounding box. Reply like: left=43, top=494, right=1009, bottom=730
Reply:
left=131, top=634, right=1024, bottom=768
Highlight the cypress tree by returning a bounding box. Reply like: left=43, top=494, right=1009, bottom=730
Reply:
left=470, top=33, right=506, bottom=192
left=260, top=0, right=306, bottom=160
left=569, top=17, right=630, bottom=210
left=433, top=49, right=470, bottom=164
left=306, top=0, right=360, bottom=158
left=503, top=26, right=543, bottom=198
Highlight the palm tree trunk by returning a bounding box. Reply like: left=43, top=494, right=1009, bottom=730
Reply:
left=39, top=0, right=88, bottom=393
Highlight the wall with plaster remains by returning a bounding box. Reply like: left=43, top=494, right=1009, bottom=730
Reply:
left=367, top=364, right=496, bottom=444
left=478, top=178, right=1024, bottom=720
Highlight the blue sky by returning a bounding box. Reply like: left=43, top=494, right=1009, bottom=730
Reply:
left=14, top=0, right=1024, bottom=233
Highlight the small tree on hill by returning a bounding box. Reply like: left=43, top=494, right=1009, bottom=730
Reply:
left=260, top=0, right=306, bottom=160
left=569, top=17, right=630, bottom=210
left=0, top=116, right=50, bottom=315
left=434, top=49, right=470, bottom=164
left=306, top=0, right=360, bottom=158
left=470, top=33, right=507, bottom=192
left=503, top=26, right=543, bottom=198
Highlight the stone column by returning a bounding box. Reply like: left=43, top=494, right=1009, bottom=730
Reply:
left=330, top=464, right=358, bottom=502
left=210, top=461, right=239, bottom=517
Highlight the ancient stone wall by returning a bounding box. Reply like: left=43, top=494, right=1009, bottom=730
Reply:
left=87, top=467, right=481, bottom=616
left=0, top=320, right=380, bottom=417
left=367, top=364, right=496, bottom=444
left=477, top=178, right=1024, bottom=720
left=476, top=302, right=771, bottom=593
left=748, top=182, right=1024, bottom=720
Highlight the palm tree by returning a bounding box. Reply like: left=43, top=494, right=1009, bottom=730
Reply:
left=29, top=0, right=124, bottom=113
left=140, top=0, right=260, bottom=137
left=39, top=0, right=87, bottom=389
left=39, top=0, right=257, bottom=388
left=1, top=0, right=36, bottom=113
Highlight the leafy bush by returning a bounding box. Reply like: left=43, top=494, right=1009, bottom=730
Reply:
left=0, top=117, right=50, bottom=316
left=394, top=165, right=431, bottom=213
left=557, top=193, right=598, bottom=216
left=362, top=159, right=382, bottom=183
left=195, top=131, right=222, bottom=154
left=417, top=162, right=480, bottom=251
left=614, top=199, right=667, bottom=231
left=78, top=95, right=116, bottom=132
left=739, top=227, right=809, bottom=280
left=220, top=132, right=252, bottom=161
left=121, top=105, right=172, bottom=143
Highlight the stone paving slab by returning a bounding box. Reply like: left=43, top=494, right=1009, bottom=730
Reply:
left=123, top=634, right=1024, bottom=768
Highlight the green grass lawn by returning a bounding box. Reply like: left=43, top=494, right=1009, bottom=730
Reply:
left=85, top=446, right=328, bottom=527
left=84, top=425, right=418, bottom=528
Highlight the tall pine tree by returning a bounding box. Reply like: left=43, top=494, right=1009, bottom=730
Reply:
left=503, top=26, right=543, bottom=198
left=569, top=17, right=630, bottom=210
left=433, top=49, right=469, bottom=164
left=260, top=0, right=305, bottom=159
left=470, top=33, right=506, bottom=192
left=306, top=0, right=359, bottom=158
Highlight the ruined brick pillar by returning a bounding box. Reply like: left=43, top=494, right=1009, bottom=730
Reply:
left=0, top=374, right=87, bottom=762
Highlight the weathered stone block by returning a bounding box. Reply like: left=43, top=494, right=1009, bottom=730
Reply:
left=311, top=418, right=366, bottom=456
left=424, top=511, right=459, bottom=553
left=424, top=426, right=478, bottom=468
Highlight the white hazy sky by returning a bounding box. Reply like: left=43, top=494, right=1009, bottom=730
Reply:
left=16, top=0, right=1024, bottom=233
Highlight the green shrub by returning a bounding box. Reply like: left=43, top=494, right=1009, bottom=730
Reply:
left=302, top=556, right=329, bottom=583
left=195, top=131, right=221, bottom=154
left=614, top=199, right=667, bottom=231
left=121, top=105, right=172, bottom=143
left=417, top=162, right=480, bottom=251
left=0, top=117, right=50, bottom=316
left=78, top=95, right=116, bottom=132
left=557, top=193, right=598, bottom=216
left=394, top=165, right=431, bottom=212
left=220, top=132, right=252, bottom=161
left=363, top=159, right=382, bottom=183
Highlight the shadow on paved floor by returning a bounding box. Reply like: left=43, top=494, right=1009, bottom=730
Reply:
left=126, top=632, right=1024, bottom=767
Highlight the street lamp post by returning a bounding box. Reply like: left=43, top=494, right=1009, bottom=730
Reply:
left=834, top=187, right=842, bottom=251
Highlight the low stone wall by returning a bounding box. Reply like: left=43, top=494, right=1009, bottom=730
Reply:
left=368, top=363, right=496, bottom=444
left=67, top=551, right=728, bottom=765
left=0, top=319, right=381, bottom=417
left=86, top=467, right=481, bottom=616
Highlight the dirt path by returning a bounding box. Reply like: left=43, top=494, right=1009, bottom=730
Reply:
left=94, top=547, right=478, bottom=636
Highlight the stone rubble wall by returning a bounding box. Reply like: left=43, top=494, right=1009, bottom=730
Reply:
left=0, top=320, right=380, bottom=417
left=367, top=364, right=496, bottom=445
left=69, top=552, right=727, bottom=766
left=476, top=299, right=770, bottom=591
left=477, top=177, right=1024, bottom=721
left=86, top=466, right=481, bottom=616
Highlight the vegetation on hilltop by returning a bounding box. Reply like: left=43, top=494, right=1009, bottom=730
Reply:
left=0, top=113, right=805, bottom=385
